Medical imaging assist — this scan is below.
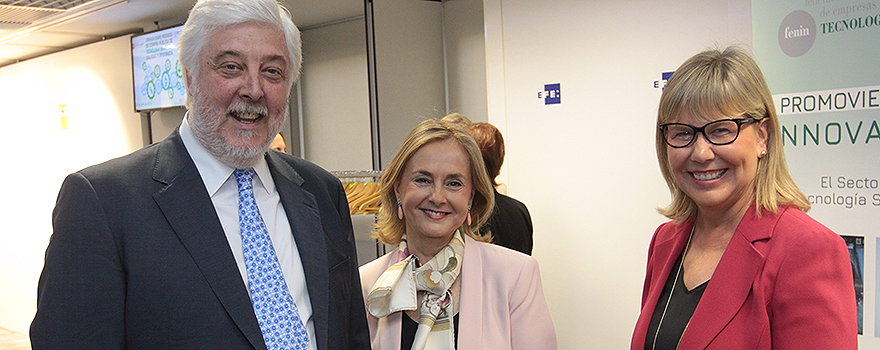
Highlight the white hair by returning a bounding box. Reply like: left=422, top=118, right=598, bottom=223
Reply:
left=178, top=0, right=302, bottom=109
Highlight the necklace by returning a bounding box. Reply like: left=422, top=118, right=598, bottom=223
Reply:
left=651, top=225, right=694, bottom=350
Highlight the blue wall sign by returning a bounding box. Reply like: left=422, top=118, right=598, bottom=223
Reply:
left=540, top=83, right=561, bottom=105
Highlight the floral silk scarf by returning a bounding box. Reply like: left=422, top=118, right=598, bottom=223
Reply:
left=366, top=231, right=465, bottom=350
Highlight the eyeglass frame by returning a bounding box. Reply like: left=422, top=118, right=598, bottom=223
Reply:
left=659, top=117, right=760, bottom=148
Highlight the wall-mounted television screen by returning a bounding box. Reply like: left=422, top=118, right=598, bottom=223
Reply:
left=131, top=25, right=185, bottom=112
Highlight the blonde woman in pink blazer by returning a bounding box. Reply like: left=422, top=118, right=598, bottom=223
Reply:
left=359, top=116, right=557, bottom=350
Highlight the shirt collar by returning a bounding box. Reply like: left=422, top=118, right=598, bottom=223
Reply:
left=179, top=114, right=275, bottom=196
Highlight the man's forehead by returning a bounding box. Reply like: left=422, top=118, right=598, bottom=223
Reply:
left=203, top=22, right=288, bottom=61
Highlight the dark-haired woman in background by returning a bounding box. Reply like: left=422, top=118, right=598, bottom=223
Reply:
left=466, top=122, right=534, bottom=255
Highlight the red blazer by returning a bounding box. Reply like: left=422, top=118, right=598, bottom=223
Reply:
left=631, top=204, right=857, bottom=350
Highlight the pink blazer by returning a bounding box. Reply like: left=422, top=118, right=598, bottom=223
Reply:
left=359, top=234, right=557, bottom=350
left=631, top=204, right=857, bottom=349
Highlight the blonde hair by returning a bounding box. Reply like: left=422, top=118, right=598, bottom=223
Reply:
left=442, top=112, right=473, bottom=127
left=373, top=116, right=495, bottom=245
left=656, top=46, right=809, bottom=221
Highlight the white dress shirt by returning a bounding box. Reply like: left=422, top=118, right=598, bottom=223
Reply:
left=179, top=117, right=316, bottom=350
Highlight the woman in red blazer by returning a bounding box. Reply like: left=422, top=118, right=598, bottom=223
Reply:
left=631, top=47, right=857, bottom=350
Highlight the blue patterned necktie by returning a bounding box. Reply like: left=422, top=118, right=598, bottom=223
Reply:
left=234, top=169, right=309, bottom=350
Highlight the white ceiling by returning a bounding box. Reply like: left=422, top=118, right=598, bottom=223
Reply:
left=0, top=0, right=365, bottom=68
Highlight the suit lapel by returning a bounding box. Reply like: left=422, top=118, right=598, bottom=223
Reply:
left=151, top=131, right=266, bottom=350
left=651, top=224, right=691, bottom=295
left=680, top=205, right=771, bottom=349
left=458, top=234, right=484, bottom=350
left=266, top=152, right=329, bottom=348
left=631, top=222, right=691, bottom=350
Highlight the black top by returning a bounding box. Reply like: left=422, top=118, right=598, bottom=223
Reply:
left=480, top=190, right=534, bottom=255
left=401, top=313, right=460, bottom=349
left=644, top=253, right=708, bottom=350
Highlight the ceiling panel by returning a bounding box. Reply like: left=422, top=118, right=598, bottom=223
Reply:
left=0, top=0, right=92, bottom=11
left=0, top=0, right=364, bottom=68
left=0, top=3, right=65, bottom=25
left=48, top=0, right=196, bottom=35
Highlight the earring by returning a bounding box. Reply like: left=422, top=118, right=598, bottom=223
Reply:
left=397, top=199, right=404, bottom=220
left=759, top=150, right=767, bottom=158
left=467, top=205, right=472, bottom=225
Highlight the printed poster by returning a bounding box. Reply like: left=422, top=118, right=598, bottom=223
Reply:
left=753, top=0, right=879, bottom=344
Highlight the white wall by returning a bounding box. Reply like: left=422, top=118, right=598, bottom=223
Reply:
left=484, top=0, right=751, bottom=348
left=443, top=0, right=488, bottom=121
left=298, top=18, right=383, bottom=265
left=0, top=35, right=142, bottom=334
left=373, top=0, right=447, bottom=167
left=150, top=107, right=186, bottom=143
left=300, top=18, right=372, bottom=172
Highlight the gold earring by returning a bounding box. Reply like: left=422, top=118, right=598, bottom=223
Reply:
left=759, top=150, right=767, bottom=158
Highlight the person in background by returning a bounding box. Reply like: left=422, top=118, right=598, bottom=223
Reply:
left=359, top=116, right=556, bottom=350
left=30, top=0, right=370, bottom=349
left=270, top=132, right=287, bottom=153
left=630, top=46, right=857, bottom=350
left=466, top=122, right=533, bottom=255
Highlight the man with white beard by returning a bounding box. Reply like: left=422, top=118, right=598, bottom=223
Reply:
left=30, top=1, right=370, bottom=349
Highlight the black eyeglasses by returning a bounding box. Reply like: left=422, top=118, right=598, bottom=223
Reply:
left=659, top=117, right=759, bottom=148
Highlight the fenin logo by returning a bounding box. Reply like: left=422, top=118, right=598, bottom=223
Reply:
left=778, top=10, right=817, bottom=57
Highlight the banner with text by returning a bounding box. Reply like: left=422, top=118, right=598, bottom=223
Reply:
left=754, top=0, right=879, bottom=343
